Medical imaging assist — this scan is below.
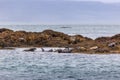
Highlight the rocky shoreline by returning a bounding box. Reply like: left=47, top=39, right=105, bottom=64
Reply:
left=0, top=28, right=120, bottom=53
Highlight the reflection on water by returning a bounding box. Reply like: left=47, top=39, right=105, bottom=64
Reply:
left=0, top=49, right=120, bottom=80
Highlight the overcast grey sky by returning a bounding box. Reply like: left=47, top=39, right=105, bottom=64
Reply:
left=68, top=0, right=120, bottom=3
left=0, top=0, right=120, bottom=24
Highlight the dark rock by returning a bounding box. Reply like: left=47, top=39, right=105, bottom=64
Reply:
left=111, top=34, right=120, bottom=39
left=0, top=28, right=13, bottom=33
left=95, top=37, right=110, bottom=43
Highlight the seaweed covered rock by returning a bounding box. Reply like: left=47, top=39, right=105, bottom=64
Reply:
left=95, top=48, right=110, bottom=53
left=0, top=28, right=120, bottom=54
left=42, top=29, right=69, bottom=40
left=95, top=37, right=110, bottom=43
left=0, top=28, right=13, bottom=33
left=41, top=30, right=70, bottom=47
left=69, top=35, right=93, bottom=46
left=111, top=34, right=120, bottom=39
left=72, top=47, right=87, bottom=53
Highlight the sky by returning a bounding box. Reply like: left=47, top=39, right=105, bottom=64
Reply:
left=0, top=0, right=120, bottom=24
left=68, top=0, right=120, bottom=3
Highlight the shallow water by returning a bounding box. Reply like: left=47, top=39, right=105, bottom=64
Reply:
left=0, top=25, right=120, bottom=39
left=0, top=48, right=120, bottom=80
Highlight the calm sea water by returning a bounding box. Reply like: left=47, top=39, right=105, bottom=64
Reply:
left=0, top=48, right=120, bottom=80
left=0, top=25, right=120, bottom=80
left=0, top=25, right=120, bottom=39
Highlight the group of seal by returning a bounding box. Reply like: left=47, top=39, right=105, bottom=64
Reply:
left=55, top=47, right=72, bottom=53
left=24, top=47, right=72, bottom=53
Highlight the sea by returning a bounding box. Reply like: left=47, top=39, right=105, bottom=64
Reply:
left=0, top=25, right=120, bottom=39
left=0, top=25, right=120, bottom=80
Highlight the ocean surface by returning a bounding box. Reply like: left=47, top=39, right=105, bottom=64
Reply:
left=0, top=48, right=120, bottom=80
left=0, top=25, right=120, bottom=80
left=0, top=25, right=120, bottom=39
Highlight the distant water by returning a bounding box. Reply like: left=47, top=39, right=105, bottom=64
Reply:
left=0, top=48, right=120, bottom=80
left=0, top=25, right=120, bottom=39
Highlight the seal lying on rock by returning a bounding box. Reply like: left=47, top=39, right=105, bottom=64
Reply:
left=108, top=42, right=116, bottom=48
left=41, top=48, right=53, bottom=52
left=56, top=47, right=72, bottom=53
left=41, top=47, right=72, bottom=53
left=24, top=48, right=36, bottom=52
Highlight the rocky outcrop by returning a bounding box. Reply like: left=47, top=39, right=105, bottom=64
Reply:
left=0, top=28, right=120, bottom=53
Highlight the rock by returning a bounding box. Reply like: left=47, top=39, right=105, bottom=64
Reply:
left=111, top=34, right=120, bottom=39
left=95, top=48, right=110, bottom=53
left=110, top=50, right=120, bottom=53
left=42, top=29, right=69, bottom=39
left=95, top=37, right=110, bottom=43
left=1, top=28, right=120, bottom=54
left=19, top=38, right=26, bottom=42
left=3, top=47, right=15, bottom=50
left=72, top=47, right=87, bottom=53
left=90, top=46, right=98, bottom=50
left=80, top=47, right=86, bottom=50
left=40, top=29, right=70, bottom=47
left=0, top=28, right=13, bottom=33
left=78, top=47, right=86, bottom=51
left=69, top=35, right=93, bottom=45
left=70, top=36, right=76, bottom=42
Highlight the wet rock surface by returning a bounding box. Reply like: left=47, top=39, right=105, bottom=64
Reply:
left=0, top=28, right=120, bottom=53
